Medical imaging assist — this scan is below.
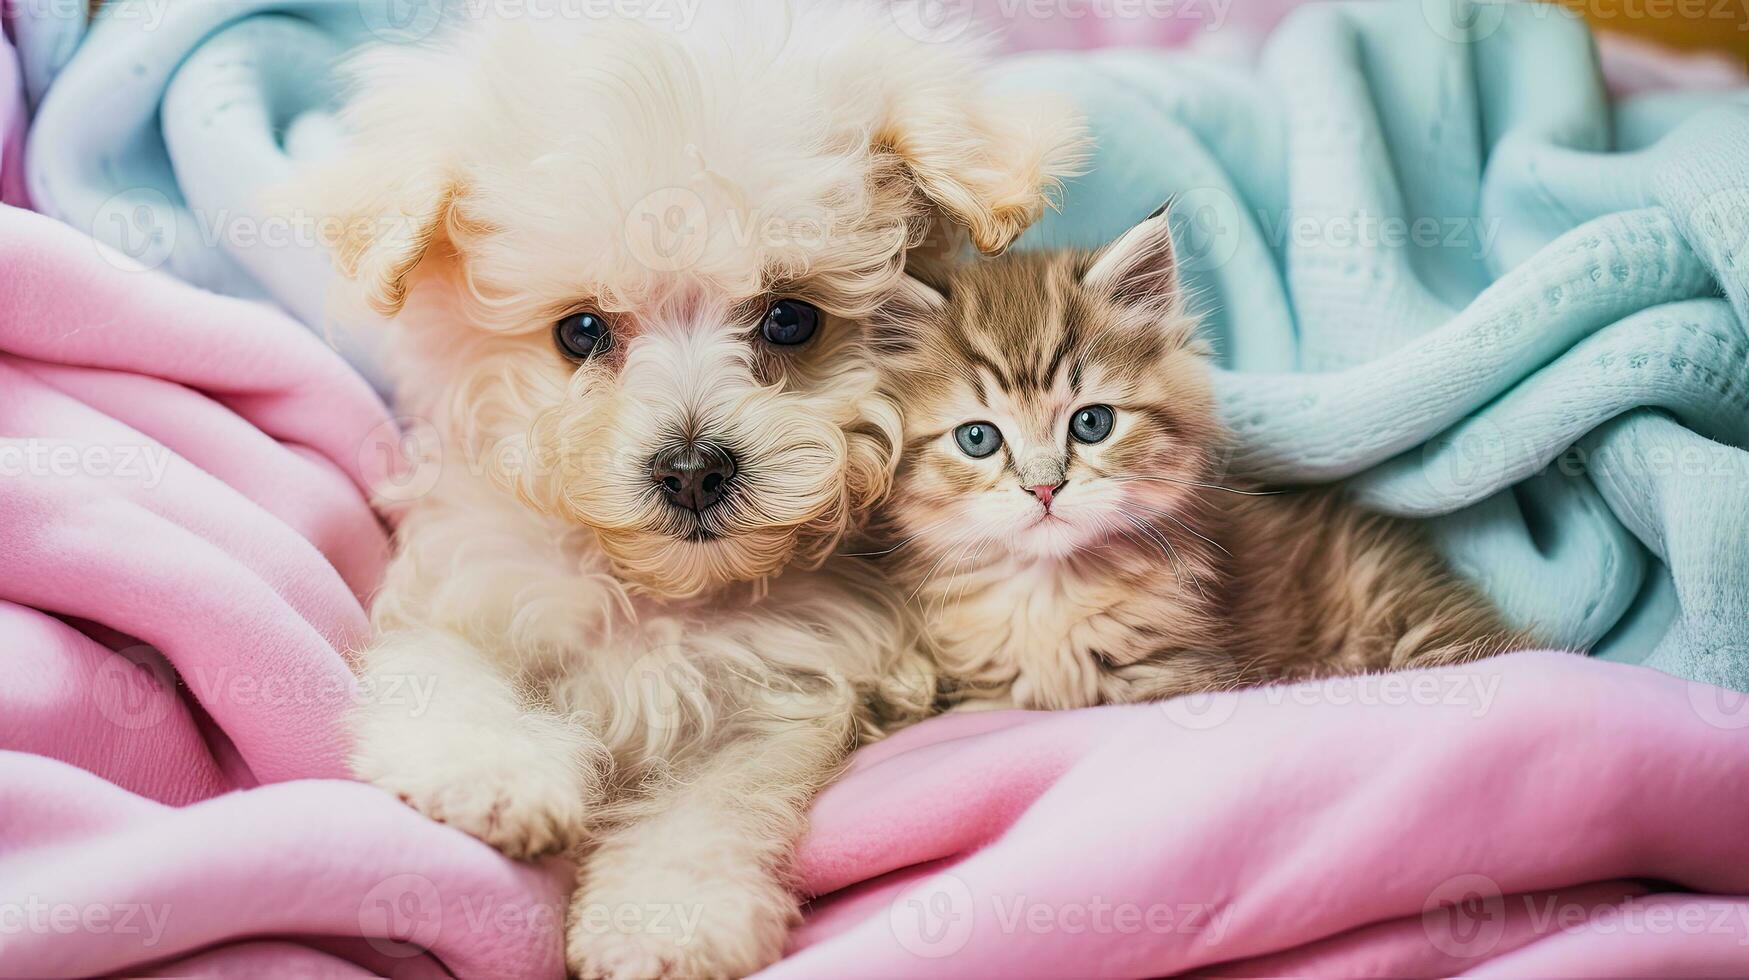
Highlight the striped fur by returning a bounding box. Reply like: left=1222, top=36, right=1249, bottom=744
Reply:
left=877, top=213, right=1536, bottom=710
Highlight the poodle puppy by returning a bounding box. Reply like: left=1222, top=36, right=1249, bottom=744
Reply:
left=294, top=2, right=1080, bottom=975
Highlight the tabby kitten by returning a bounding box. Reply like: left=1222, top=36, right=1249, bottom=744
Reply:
left=875, top=208, right=1532, bottom=710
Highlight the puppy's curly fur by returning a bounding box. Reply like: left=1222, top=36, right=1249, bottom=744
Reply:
left=291, top=3, right=1081, bottom=976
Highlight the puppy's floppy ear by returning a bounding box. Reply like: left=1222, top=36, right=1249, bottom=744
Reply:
left=1082, top=202, right=1180, bottom=315
left=879, top=97, right=1085, bottom=257
left=315, top=159, right=462, bottom=319
left=868, top=33, right=1086, bottom=257
left=866, top=273, right=948, bottom=357
left=276, top=43, right=471, bottom=319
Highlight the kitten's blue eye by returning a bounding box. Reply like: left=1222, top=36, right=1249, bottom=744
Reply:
left=762, top=299, right=820, bottom=346
left=954, top=422, right=1003, bottom=459
left=555, top=311, right=610, bottom=361
left=1070, top=405, right=1115, bottom=444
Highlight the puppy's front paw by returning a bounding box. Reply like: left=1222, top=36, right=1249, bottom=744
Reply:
left=566, top=932, right=682, bottom=980
left=353, top=712, right=597, bottom=859
left=566, top=863, right=793, bottom=978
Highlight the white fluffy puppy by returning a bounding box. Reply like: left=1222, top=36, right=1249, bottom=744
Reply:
left=298, top=1, right=1079, bottom=975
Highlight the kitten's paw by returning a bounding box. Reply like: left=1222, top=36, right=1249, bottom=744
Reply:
left=353, top=713, right=596, bottom=859
left=566, top=864, right=792, bottom=979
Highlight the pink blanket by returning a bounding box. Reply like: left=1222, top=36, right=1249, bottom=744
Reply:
left=0, top=204, right=567, bottom=977
left=773, top=652, right=1749, bottom=977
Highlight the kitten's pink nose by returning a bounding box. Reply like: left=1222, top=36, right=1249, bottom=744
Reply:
left=1029, top=483, right=1062, bottom=509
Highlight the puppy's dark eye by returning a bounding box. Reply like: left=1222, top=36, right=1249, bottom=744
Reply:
left=1070, top=405, right=1115, bottom=444
left=761, top=299, right=820, bottom=346
left=555, top=311, right=610, bottom=361
left=954, top=422, right=1003, bottom=459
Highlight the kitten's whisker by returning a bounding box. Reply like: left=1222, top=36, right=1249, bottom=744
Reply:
left=1112, top=476, right=1281, bottom=496
left=1135, top=505, right=1232, bottom=558
left=907, top=526, right=983, bottom=606
left=909, top=544, right=959, bottom=600
left=842, top=542, right=910, bottom=558
left=1084, top=513, right=1127, bottom=557
left=952, top=540, right=995, bottom=611
left=1116, top=522, right=1203, bottom=603
left=843, top=516, right=956, bottom=558
left=1098, top=521, right=1147, bottom=562
left=936, top=543, right=989, bottom=621
left=1120, top=511, right=1208, bottom=603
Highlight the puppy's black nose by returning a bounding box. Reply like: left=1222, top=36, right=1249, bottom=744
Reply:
left=650, top=442, right=737, bottom=513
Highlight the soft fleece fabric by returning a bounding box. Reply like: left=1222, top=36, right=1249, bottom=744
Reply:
left=773, top=652, right=1749, bottom=978
left=0, top=203, right=566, bottom=977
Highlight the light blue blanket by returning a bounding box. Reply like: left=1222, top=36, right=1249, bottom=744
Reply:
left=16, top=0, right=1749, bottom=689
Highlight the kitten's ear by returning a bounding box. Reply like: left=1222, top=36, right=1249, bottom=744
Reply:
left=867, top=274, right=948, bottom=356
left=1082, top=202, right=1180, bottom=315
